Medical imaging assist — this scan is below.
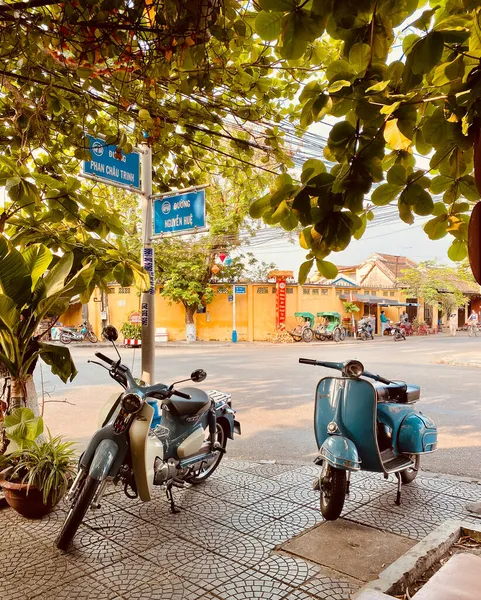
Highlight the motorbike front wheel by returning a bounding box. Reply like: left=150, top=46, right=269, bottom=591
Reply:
left=360, top=330, right=368, bottom=341
left=87, top=332, right=98, bottom=343
left=320, top=465, right=346, bottom=520
left=186, top=423, right=227, bottom=484
left=400, top=455, right=420, bottom=484
left=59, top=332, right=72, bottom=344
left=56, top=475, right=100, bottom=550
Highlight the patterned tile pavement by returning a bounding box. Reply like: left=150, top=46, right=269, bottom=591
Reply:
left=2, top=460, right=480, bottom=599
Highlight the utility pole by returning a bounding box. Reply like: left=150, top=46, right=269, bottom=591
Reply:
left=140, top=143, right=155, bottom=384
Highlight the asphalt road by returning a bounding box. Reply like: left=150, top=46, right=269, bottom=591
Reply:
left=37, top=334, right=481, bottom=479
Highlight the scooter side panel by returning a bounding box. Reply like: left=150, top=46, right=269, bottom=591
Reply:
left=377, top=404, right=438, bottom=454
left=315, top=377, right=383, bottom=473
left=130, top=402, right=162, bottom=502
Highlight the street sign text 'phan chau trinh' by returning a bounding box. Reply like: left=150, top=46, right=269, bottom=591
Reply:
left=153, top=189, right=206, bottom=237
left=81, top=135, right=141, bottom=191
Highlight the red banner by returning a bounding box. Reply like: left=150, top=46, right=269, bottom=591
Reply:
left=276, top=278, right=287, bottom=328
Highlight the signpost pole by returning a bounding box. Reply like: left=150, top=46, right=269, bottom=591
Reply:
left=140, top=144, right=155, bottom=384
left=232, top=283, right=237, bottom=343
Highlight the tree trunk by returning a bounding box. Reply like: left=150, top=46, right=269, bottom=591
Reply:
left=185, top=305, right=197, bottom=343
left=10, top=375, right=40, bottom=416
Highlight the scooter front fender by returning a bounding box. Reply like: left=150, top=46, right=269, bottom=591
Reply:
left=89, top=439, right=118, bottom=481
left=315, top=435, right=361, bottom=471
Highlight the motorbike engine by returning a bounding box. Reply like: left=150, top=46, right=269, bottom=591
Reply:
left=153, top=457, right=179, bottom=485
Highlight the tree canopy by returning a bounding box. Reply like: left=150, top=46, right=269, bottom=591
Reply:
left=3, top=0, right=481, bottom=286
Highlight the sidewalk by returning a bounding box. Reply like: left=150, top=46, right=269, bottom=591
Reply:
left=2, top=461, right=480, bottom=599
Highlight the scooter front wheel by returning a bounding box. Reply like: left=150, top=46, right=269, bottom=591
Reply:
left=56, top=475, right=100, bottom=550
left=320, top=465, right=346, bottom=521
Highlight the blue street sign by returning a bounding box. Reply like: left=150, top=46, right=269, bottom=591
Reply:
left=228, top=295, right=233, bottom=302
left=82, top=135, right=141, bottom=190
left=234, top=286, right=246, bottom=294
left=153, top=189, right=206, bottom=235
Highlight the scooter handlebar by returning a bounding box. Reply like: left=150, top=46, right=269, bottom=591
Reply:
left=299, top=358, right=318, bottom=365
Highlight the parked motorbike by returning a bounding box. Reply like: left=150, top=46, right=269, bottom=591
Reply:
left=59, top=323, right=97, bottom=344
left=299, top=357, right=437, bottom=521
left=357, top=317, right=374, bottom=341
left=56, top=326, right=240, bottom=550
left=385, top=322, right=406, bottom=341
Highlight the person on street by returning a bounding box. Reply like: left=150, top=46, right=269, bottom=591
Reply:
left=468, top=310, right=478, bottom=325
left=449, top=311, right=457, bottom=336
left=400, top=310, right=409, bottom=323
left=380, top=311, right=389, bottom=336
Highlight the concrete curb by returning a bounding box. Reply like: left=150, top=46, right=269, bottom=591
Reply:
left=352, top=520, right=481, bottom=598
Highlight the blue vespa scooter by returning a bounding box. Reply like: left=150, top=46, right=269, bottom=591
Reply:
left=299, top=358, right=437, bottom=520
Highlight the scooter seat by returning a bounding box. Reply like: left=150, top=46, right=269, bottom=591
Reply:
left=169, top=387, right=211, bottom=416
left=375, top=382, right=420, bottom=404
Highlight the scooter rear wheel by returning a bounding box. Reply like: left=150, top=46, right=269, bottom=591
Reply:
left=186, top=423, right=227, bottom=484
left=320, top=465, right=346, bottom=520
left=59, top=332, right=72, bottom=344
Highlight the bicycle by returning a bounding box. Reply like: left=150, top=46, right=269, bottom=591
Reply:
left=467, top=322, right=478, bottom=337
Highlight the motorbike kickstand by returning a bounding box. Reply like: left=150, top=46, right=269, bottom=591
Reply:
left=166, top=484, right=181, bottom=514
left=395, top=472, right=402, bottom=506
left=346, top=471, right=351, bottom=496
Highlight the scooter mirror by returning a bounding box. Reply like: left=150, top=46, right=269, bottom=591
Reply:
left=102, top=325, right=119, bottom=342
left=191, top=369, right=207, bottom=383
left=469, top=202, right=481, bottom=285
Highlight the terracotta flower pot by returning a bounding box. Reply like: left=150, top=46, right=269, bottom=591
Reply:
left=0, top=468, right=60, bottom=519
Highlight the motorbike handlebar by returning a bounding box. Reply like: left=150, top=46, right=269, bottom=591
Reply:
left=172, top=389, right=191, bottom=400
left=363, top=370, right=393, bottom=385
left=95, top=352, right=116, bottom=366
left=299, top=358, right=318, bottom=365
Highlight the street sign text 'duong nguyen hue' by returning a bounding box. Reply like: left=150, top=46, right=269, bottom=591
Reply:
left=153, top=189, right=206, bottom=236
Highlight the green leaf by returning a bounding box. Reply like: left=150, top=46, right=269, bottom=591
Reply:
left=43, top=252, right=73, bottom=298
left=349, top=43, right=371, bottom=75
left=255, top=10, right=283, bottom=41
left=366, top=80, right=391, bottom=93
left=39, top=342, right=78, bottom=384
left=430, top=174, right=454, bottom=195
left=299, top=226, right=313, bottom=250
left=387, top=165, right=407, bottom=186
left=459, top=176, right=480, bottom=201
left=5, top=407, right=44, bottom=448
left=448, top=239, right=467, bottom=261
left=316, top=259, right=338, bottom=280
left=301, top=159, right=326, bottom=183
left=0, top=237, right=32, bottom=307
left=259, top=0, right=296, bottom=9
left=298, top=259, right=314, bottom=285
left=410, top=32, right=444, bottom=75
left=249, top=195, right=271, bottom=218
left=113, top=262, right=134, bottom=287
left=0, top=295, right=19, bottom=333
left=384, top=120, right=412, bottom=150
left=410, top=8, right=439, bottom=31
left=371, top=183, right=401, bottom=206
left=411, top=186, right=434, bottom=216
left=327, top=80, right=351, bottom=93
left=23, top=245, right=53, bottom=290
left=329, top=121, right=356, bottom=145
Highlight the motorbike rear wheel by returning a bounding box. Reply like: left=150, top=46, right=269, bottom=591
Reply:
left=320, top=465, right=346, bottom=520
left=56, top=475, right=100, bottom=550
left=400, top=455, right=420, bottom=484
left=87, top=332, right=98, bottom=343
left=360, top=330, right=368, bottom=341
left=302, top=327, right=314, bottom=343
left=340, top=327, right=347, bottom=341
left=186, top=423, right=227, bottom=484
left=59, top=332, right=72, bottom=344
left=333, top=328, right=341, bottom=343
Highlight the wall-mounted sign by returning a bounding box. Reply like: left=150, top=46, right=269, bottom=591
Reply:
left=234, top=286, right=246, bottom=294
left=153, top=189, right=206, bottom=236
left=81, top=135, right=141, bottom=190
left=276, top=279, right=287, bottom=327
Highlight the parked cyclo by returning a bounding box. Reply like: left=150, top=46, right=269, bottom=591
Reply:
left=313, top=312, right=346, bottom=342
left=289, top=312, right=315, bottom=342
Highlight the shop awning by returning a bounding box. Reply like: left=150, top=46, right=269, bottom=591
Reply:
left=340, top=293, right=420, bottom=307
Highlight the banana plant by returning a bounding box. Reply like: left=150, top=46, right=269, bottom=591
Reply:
left=0, top=236, right=95, bottom=417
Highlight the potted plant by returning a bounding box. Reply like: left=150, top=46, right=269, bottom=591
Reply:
left=0, top=408, right=76, bottom=518
left=342, top=301, right=360, bottom=338
left=120, top=322, right=142, bottom=347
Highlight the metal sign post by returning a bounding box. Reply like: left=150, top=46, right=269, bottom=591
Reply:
left=140, top=144, right=155, bottom=384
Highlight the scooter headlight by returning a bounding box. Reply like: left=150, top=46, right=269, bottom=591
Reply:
left=121, top=393, right=143, bottom=414
left=344, top=360, right=364, bottom=377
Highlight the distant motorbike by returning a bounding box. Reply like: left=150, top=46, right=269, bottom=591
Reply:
left=385, top=322, right=406, bottom=341
left=357, top=317, right=374, bottom=341
left=398, top=319, right=413, bottom=336
left=59, top=324, right=98, bottom=344
left=300, top=357, right=437, bottom=520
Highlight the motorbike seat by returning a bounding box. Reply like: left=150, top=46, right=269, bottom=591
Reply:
left=169, top=387, right=211, bottom=416
left=374, top=382, right=420, bottom=404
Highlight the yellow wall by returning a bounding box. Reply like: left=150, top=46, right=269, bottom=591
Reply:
left=68, top=284, right=421, bottom=342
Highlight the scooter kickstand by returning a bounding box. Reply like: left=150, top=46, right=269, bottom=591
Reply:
left=166, top=484, right=181, bottom=514
left=395, top=472, right=402, bottom=506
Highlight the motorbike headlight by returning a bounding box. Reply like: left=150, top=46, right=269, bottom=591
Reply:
left=121, top=393, right=143, bottom=414
left=344, top=360, right=364, bottom=377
